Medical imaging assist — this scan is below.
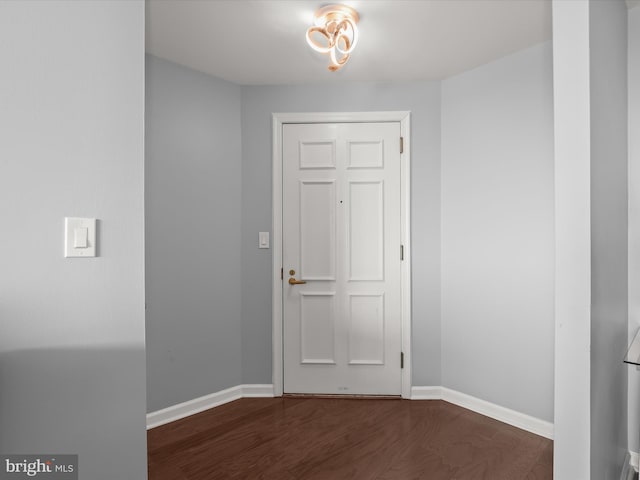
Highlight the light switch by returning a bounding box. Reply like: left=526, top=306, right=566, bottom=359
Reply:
left=65, top=217, right=96, bottom=257
left=259, top=231, right=269, bottom=249
left=74, top=227, right=88, bottom=248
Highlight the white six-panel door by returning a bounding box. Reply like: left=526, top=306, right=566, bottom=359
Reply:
left=282, top=122, right=402, bottom=395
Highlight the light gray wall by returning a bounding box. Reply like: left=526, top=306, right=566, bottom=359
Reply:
left=0, top=1, right=147, bottom=479
left=589, top=0, right=629, bottom=478
left=628, top=3, right=640, bottom=458
left=440, top=43, right=555, bottom=422
left=240, top=83, right=442, bottom=386
left=145, top=55, right=243, bottom=411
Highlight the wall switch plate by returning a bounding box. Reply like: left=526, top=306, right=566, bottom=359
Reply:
left=259, top=231, right=269, bottom=249
left=65, top=217, right=96, bottom=257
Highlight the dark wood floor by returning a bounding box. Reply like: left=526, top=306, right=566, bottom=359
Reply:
left=148, top=397, right=553, bottom=480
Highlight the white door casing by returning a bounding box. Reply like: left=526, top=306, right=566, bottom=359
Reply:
left=272, top=112, right=412, bottom=398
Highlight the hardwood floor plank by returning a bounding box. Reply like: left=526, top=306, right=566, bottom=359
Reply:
left=536, top=440, right=554, bottom=466
left=147, top=397, right=553, bottom=480
left=284, top=401, right=403, bottom=469
left=208, top=399, right=402, bottom=479
left=376, top=447, right=460, bottom=480
left=525, top=463, right=554, bottom=480
left=287, top=401, right=411, bottom=479
left=148, top=459, right=189, bottom=480
left=148, top=398, right=287, bottom=459
left=148, top=397, right=279, bottom=446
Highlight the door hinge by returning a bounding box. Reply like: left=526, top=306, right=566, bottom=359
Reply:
left=400, top=245, right=404, bottom=261
left=401, top=352, right=404, bottom=369
left=400, top=136, right=404, bottom=154
left=281, top=267, right=283, bottom=280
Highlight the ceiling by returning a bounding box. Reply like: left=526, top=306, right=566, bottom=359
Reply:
left=146, top=0, right=553, bottom=85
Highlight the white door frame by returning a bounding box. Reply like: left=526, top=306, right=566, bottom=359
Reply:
left=271, top=111, right=412, bottom=398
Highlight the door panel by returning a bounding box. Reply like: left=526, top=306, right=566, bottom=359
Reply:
left=300, top=292, right=336, bottom=364
left=348, top=293, right=385, bottom=365
left=348, top=180, right=384, bottom=281
left=300, top=180, right=336, bottom=280
left=283, top=122, right=401, bottom=395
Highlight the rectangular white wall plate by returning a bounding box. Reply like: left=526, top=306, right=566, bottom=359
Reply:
left=65, top=217, right=96, bottom=257
left=259, top=231, right=269, bottom=249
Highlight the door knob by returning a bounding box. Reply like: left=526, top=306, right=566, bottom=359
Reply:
left=288, top=277, right=307, bottom=285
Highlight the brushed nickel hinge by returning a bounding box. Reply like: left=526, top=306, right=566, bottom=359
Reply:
left=401, top=352, right=404, bottom=369
left=400, top=245, right=404, bottom=261
left=400, top=136, right=404, bottom=154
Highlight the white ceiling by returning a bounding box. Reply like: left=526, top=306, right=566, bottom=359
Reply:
left=146, top=0, right=553, bottom=85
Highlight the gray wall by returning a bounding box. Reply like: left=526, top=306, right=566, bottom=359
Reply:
left=0, top=2, right=147, bottom=479
left=628, top=3, right=640, bottom=458
left=145, top=55, right=243, bottom=411
left=440, top=42, right=555, bottom=422
left=240, top=83, right=442, bottom=386
left=589, top=0, right=629, bottom=478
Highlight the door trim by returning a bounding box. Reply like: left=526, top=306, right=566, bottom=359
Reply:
left=272, top=111, right=412, bottom=398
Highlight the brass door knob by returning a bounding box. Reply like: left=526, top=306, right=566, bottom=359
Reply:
left=288, top=277, right=307, bottom=285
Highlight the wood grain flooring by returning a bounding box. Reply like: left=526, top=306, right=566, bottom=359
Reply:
left=148, top=397, right=553, bottom=480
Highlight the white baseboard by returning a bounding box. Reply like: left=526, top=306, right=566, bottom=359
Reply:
left=630, top=450, right=639, bottom=473
left=621, top=451, right=638, bottom=480
left=146, top=384, right=274, bottom=430
left=148, top=383, right=552, bottom=439
left=410, top=386, right=554, bottom=440
left=241, top=384, right=275, bottom=397
left=410, top=386, right=443, bottom=400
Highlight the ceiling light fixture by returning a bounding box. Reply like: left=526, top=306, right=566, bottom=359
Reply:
left=306, top=4, right=359, bottom=72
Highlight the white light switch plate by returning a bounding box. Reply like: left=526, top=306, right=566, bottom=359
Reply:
left=65, top=217, right=96, bottom=257
left=259, top=231, right=269, bottom=249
